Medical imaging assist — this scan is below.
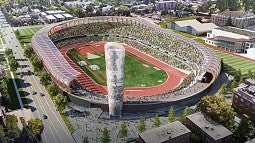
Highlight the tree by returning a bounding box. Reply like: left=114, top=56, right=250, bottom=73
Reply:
left=220, top=83, right=227, bottom=95
left=27, top=118, right=44, bottom=136
left=228, top=0, right=241, bottom=11
left=226, top=17, right=233, bottom=26
left=31, top=56, right=42, bottom=73
left=5, top=114, right=20, bottom=141
left=24, top=46, right=33, bottom=58
left=117, top=5, right=131, bottom=16
left=239, top=76, right=244, bottom=84
left=46, top=83, right=58, bottom=96
left=118, top=122, right=127, bottom=138
left=221, top=59, right=224, bottom=72
left=181, top=107, right=190, bottom=124
left=232, top=114, right=255, bottom=143
left=5, top=114, right=19, bottom=131
left=234, top=69, right=242, bottom=82
left=101, top=127, right=110, bottom=143
left=0, top=125, right=5, bottom=142
left=8, top=58, right=18, bottom=71
left=196, top=95, right=236, bottom=130
left=216, top=0, right=228, bottom=11
left=168, top=106, right=176, bottom=122
left=83, top=136, right=89, bottom=143
left=4, top=48, right=13, bottom=56
left=54, top=94, right=68, bottom=113
left=39, top=71, right=50, bottom=86
left=247, top=69, right=253, bottom=79
left=230, top=80, right=238, bottom=92
left=138, top=118, right=146, bottom=133
left=243, top=0, right=253, bottom=11
left=153, top=115, right=161, bottom=128
left=16, top=127, right=39, bottom=143
left=75, top=8, right=86, bottom=18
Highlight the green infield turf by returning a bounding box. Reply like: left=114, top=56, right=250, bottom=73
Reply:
left=212, top=49, right=255, bottom=75
left=67, top=49, right=168, bottom=87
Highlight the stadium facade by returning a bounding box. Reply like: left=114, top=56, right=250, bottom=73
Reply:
left=31, top=16, right=221, bottom=113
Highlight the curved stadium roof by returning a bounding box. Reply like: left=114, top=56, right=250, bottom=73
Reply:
left=31, top=16, right=220, bottom=89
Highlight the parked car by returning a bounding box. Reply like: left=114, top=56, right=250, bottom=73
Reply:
left=42, top=114, right=47, bottom=119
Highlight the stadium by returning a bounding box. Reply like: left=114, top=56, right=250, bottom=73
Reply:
left=31, top=16, right=221, bottom=113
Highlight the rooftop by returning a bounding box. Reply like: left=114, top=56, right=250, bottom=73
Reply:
left=186, top=112, right=233, bottom=141
left=215, top=26, right=255, bottom=37
left=139, top=121, right=191, bottom=143
left=234, top=79, right=255, bottom=103
left=172, top=19, right=218, bottom=32
left=217, top=11, right=255, bottom=18
left=45, top=15, right=56, bottom=20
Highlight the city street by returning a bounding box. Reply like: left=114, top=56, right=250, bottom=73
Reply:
left=0, top=11, right=75, bottom=143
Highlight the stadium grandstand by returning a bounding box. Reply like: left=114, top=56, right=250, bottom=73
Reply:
left=31, top=16, right=221, bottom=113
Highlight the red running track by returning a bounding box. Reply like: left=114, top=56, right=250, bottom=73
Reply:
left=61, top=41, right=187, bottom=97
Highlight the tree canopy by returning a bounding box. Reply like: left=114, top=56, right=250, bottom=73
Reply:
left=232, top=114, right=255, bottom=143
left=168, top=106, right=176, bottom=122
left=196, top=95, right=236, bottom=130
left=101, top=127, right=110, bottom=143
left=118, top=122, right=127, bottom=138
left=54, top=94, right=68, bottom=113
left=138, top=118, right=146, bottom=133
left=181, top=106, right=190, bottom=124
left=27, top=118, right=44, bottom=136
left=153, top=115, right=161, bottom=128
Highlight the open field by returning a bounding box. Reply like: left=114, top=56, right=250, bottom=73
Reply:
left=14, top=26, right=43, bottom=44
left=212, top=49, right=255, bottom=75
left=67, top=48, right=168, bottom=87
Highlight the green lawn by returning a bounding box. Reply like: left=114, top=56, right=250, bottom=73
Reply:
left=0, top=30, right=5, bottom=45
left=67, top=49, right=168, bottom=87
left=60, top=114, right=74, bottom=133
left=14, top=26, right=43, bottom=44
left=212, top=49, right=255, bottom=75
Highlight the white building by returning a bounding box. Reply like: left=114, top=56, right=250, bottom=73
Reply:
left=205, top=26, right=255, bottom=58
left=54, top=14, right=65, bottom=22
left=45, top=15, right=57, bottom=23
left=167, top=19, right=218, bottom=35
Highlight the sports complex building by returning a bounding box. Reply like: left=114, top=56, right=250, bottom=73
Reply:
left=31, top=16, right=221, bottom=113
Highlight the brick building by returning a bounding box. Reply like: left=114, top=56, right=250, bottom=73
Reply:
left=233, top=79, right=255, bottom=119
left=211, top=11, right=255, bottom=28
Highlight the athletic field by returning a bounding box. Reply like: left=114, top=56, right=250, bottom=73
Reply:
left=14, top=26, right=43, bottom=43
left=211, top=48, right=255, bottom=75
left=67, top=44, right=168, bottom=87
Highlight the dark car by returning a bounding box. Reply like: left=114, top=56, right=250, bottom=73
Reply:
left=40, top=93, right=44, bottom=97
left=42, top=114, right=47, bottom=119
left=31, top=90, right=36, bottom=95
